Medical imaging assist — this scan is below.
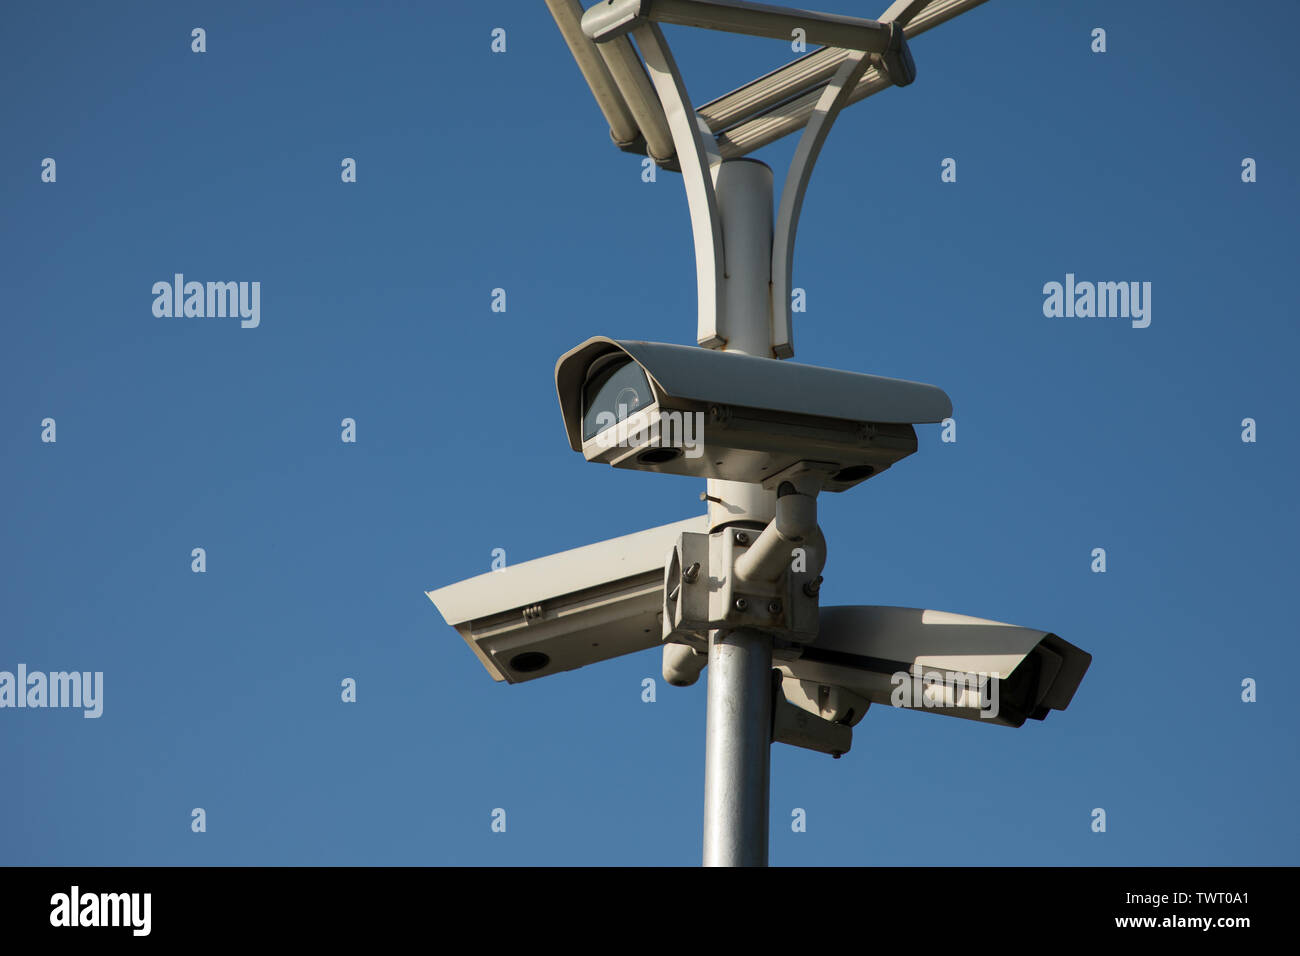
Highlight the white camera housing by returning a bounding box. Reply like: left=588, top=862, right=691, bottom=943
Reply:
left=555, top=337, right=952, bottom=491
left=427, top=515, right=707, bottom=683
left=781, top=606, right=1092, bottom=728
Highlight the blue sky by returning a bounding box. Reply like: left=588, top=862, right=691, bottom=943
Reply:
left=2, top=0, right=1296, bottom=866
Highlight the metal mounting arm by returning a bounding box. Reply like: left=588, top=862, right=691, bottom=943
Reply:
left=578, top=2, right=920, bottom=357
left=561, top=1, right=989, bottom=162
left=769, top=0, right=925, bottom=354
left=770, top=50, right=873, bottom=356
left=585, top=0, right=900, bottom=54
left=632, top=23, right=729, bottom=348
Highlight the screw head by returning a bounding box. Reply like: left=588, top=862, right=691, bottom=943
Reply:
left=734, top=598, right=748, bottom=612
left=767, top=599, right=782, bottom=615
left=735, top=531, right=750, bottom=545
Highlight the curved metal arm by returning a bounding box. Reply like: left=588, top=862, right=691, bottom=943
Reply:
left=633, top=23, right=728, bottom=348
left=770, top=51, right=874, bottom=358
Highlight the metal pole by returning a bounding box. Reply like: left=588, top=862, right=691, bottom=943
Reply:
left=705, top=158, right=777, bottom=533
left=703, top=627, right=773, bottom=865
left=702, top=158, right=776, bottom=866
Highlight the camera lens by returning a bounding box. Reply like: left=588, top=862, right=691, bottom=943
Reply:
left=582, top=358, right=654, bottom=440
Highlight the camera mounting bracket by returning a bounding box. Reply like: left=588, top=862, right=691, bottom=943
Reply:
left=545, top=0, right=980, bottom=358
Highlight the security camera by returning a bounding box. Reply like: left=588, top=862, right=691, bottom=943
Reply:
left=427, top=515, right=707, bottom=683
left=779, top=605, right=1091, bottom=728
left=554, top=337, right=952, bottom=491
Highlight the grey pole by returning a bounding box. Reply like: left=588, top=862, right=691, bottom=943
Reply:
left=702, top=158, right=777, bottom=867
left=703, top=627, right=774, bottom=865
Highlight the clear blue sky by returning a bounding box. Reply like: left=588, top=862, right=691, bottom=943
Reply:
left=2, top=0, right=1296, bottom=866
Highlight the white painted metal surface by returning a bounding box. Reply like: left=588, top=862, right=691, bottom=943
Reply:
left=595, top=34, right=676, bottom=161
left=782, top=605, right=1092, bottom=727
left=554, top=337, right=953, bottom=452
left=586, top=0, right=898, bottom=52
left=427, top=515, right=707, bottom=682
left=632, top=23, right=728, bottom=346
left=426, top=515, right=701, bottom=625
left=545, top=0, right=641, bottom=148
left=771, top=51, right=873, bottom=357
left=714, top=0, right=991, bottom=157
left=702, top=162, right=778, bottom=526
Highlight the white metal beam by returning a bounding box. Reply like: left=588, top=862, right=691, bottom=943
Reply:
left=770, top=50, right=874, bottom=358
left=697, top=46, right=847, bottom=134
left=767, top=0, right=934, bottom=355
left=702, top=0, right=990, bottom=156
left=595, top=35, right=678, bottom=163
left=544, top=0, right=642, bottom=149
left=877, top=0, right=932, bottom=27
left=632, top=22, right=729, bottom=348
left=586, top=0, right=897, bottom=54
